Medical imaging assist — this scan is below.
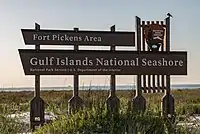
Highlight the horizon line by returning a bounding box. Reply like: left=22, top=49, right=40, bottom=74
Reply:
left=1, top=83, right=200, bottom=89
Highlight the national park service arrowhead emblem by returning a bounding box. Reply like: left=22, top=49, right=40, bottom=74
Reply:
left=144, top=23, right=165, bottom=51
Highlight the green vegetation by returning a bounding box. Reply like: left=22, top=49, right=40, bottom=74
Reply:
left=0, top=89, right=200, bottom=133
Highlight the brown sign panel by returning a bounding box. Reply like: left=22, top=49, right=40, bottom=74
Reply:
left=18, top=49, right=187, bottom=75
left=21, top=29, right=135, bottom=46
left=144, top=24, right=165, bottom=43
left=144, top=23, right=165, bottom=51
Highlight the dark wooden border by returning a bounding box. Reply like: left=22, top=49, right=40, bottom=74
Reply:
left=21, top=29, right=135, bottom=46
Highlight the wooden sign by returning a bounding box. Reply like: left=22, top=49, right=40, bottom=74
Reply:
left=144, top=23, right=165, bottom=51
left=21, top=29, right=135, bottom=46
left=144, top=24, right=164, bottom=43
left=19, top=49, right=187, bottom=75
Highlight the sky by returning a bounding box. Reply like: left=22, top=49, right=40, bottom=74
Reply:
left=0, top=0, right=200, bottom=88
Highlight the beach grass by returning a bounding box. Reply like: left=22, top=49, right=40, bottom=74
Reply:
left=0, top=88, right=200, bottom=133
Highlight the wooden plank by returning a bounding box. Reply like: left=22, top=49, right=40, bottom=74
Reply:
left=74, top=27, right=79, bottom=97
left=166, top=18, right=170, bottom=52
left=142, top=75, right=147, bottom=93
left=166, top=17, right=171, bottom=93
left=157, top=75, right=161, bottom=92
left=146, top=21, right=151, bottom=93
left=161, top=75, right=165, bottom=92
left=35, top=23, right=40, bottom=97
left=161, top=16, right=175, bottom=116
left=19, top=50, right=187, bottom=75
left=147, top=75, right=151, bottom=93
left=30, top=23, right=44, bottom=131
left=106, top=25, right=120, bottom=114
left=137, top=17, right=142, bottom=51
left=21, top=28, right=135, bottom=46
left=110, top=25, right=116, bottom=96
left=142, top=21, right=147, bottom=93
left=136, top=16, right=142, bottom=95
left=35, top=76, right=40, bottom=97
left=160, top=21, right=165, bottom=93
left=161, top=21, right=165, bottom=51
left=152, top=75, right=156, bottom=93
left=68, top=28, right=83, bottom=114
left=156, top=21, right=160, bottom=92
left=132, top=16, right=146, bottom=112
left=151, top=21, right=156, bottom=93
left=142, top=21, right=146, bottom=51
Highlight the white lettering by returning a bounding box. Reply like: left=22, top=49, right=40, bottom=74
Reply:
left=141, top=58, right=185, bottom=67
left=52, top=34, right=82, bottom=42
left=30, top=57, right=55, bottom=66
left=30, top=57, right=38, bottom=66
left=96, top=58, right=138, bottom=66
left=84, top=36, right=102, bottom=42
left=33, top=34, right=50, bottom=40
left=179, top=60, right=184, bottom=66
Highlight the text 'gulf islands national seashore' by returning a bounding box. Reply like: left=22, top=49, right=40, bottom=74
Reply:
left=29, top=56, right=184, bottom=67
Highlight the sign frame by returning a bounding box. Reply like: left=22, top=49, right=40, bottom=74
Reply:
left=19, top=49, right=187, bottom=75
left=21, top=29, right=135, bottom=46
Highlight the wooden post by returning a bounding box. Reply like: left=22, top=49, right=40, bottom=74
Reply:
left=30, top=23, right=45, bottom=131
left=142, top=21, right=147, bottom=93
left=161, top=17, right=175, bottom=116
left=146, top=21, right=151, bottom=93
left=106, top=25, right=120, bottom=114
left=35, top=23, right=40, bottom=98
left=74, top=28, right=79, bottom=97
left=132, top=16, right=146, bottom=112
left=161, top=21, right=165, bottom=93
left=151, top=21, right=156, bottom=93
left=68, top=28, right=83, bottom=114
left=157, top=75, right=160, bottom=92
left=156, top=21, right=161, bottom=92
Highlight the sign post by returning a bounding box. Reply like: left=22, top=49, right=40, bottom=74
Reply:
left=161, top=17, right=175, bottom=116
left=30, top=23, right=45, bottom=131
left=68, top=28, right=84, bottom=114
left=106, top=25, right=120, bottom=114
left=132, top=16, right=146, bottom=112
